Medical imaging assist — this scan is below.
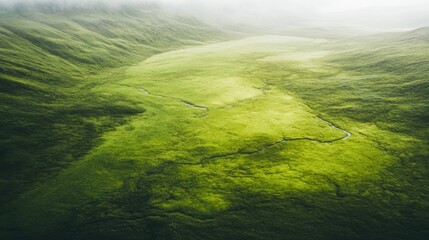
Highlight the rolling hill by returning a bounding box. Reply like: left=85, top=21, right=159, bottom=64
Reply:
left=0, top=3, right=226, bottom=205
left=0, top=3, right=428, bottom=240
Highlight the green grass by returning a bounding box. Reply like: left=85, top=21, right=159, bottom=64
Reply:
left=0, top=4, right=227, bottom=205
left=1, top=5, right=428, bottom=240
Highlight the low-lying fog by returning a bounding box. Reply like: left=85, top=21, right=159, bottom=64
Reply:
left=1, top=0, right=428, bottom=32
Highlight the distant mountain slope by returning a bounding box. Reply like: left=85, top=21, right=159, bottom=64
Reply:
left=0, top=3, right=226, bottom=204
left=0, top=4, right=224, bottom=81
left=342, top=26, right=429, bottom=44
left=321, top=27, right=429, bottom=138
left=397, top=27, right=429, bottom=42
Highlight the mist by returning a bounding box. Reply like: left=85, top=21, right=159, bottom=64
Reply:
left=1, top=0, right=429, bottom=32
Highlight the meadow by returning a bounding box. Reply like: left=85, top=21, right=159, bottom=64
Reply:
left=0, top=5, right=428, bottom=240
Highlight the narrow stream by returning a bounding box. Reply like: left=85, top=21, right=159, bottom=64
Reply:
left=180, top=100, right=209, bottom=111
left=138, top=88, right=208, bottom=112
left=137, top=86, right=352, bottom=199
left=318, top=117, right=352, bottom=140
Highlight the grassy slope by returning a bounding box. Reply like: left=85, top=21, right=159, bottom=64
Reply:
left=0, top=4, right=225, bottom=205
left=1, top=28, right=428, bottom=240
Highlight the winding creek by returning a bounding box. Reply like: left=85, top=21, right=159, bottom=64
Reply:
left=139, top=88, right=208, bottom=112
left=138, top=87, right=351, bottom=142
left=318, top=117, right=352, bottom=141
left=138, top=87, right=352, bottom=198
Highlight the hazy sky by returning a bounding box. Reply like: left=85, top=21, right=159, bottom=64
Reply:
left=1, top=0, right=428, bottom=31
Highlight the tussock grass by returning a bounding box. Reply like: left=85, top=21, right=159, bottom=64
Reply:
left=0, top=5, right=226, bottom=205
left=0, top=6, right=428, bottom=240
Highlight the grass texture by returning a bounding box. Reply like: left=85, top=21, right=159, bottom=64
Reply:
left=0, top=5, right=428, bottom=240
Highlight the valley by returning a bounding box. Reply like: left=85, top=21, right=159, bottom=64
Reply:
left=0, top=4, right=428, bottom=240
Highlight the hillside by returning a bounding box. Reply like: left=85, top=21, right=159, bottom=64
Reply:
left=0, top=3, right=428, bottom=240
left=0, top=3, right=226, bottom=205
left=397, top=27, right=429, bottom=42
left=297, top=28, right=429, bottom=139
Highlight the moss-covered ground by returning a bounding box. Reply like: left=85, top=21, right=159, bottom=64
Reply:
left=1, top=31, right=428, bottom=239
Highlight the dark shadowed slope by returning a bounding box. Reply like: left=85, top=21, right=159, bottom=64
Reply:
left=0, top=4, right=428, bottom=239
left=0, top=3, right=226, bottom=204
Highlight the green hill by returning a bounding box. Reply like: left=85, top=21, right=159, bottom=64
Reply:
left=0, top=3, right=428, bottom=240
left=0, top=3, right=226, bottom=205
left=398, top=27, right=429, bottom=43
